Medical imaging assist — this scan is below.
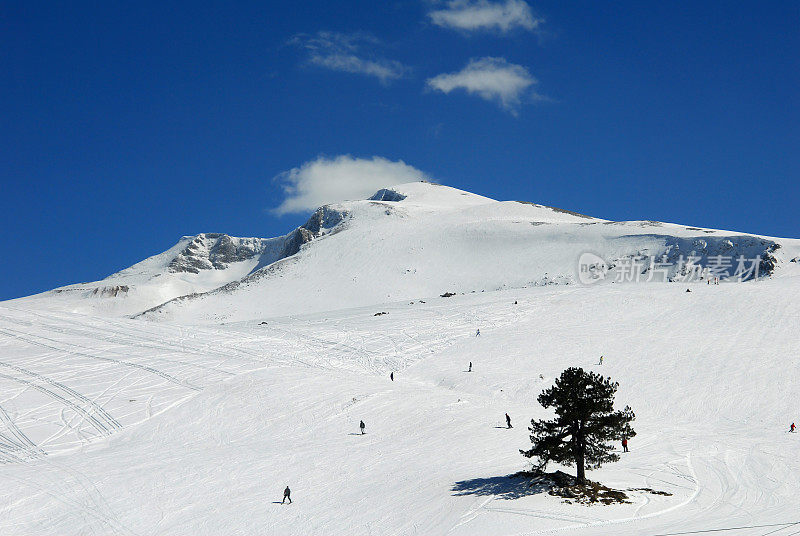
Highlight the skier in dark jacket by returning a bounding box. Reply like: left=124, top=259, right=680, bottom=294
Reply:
left=360, top=420, right=365, bottom=434
left=622, top=438, right=629, bottom=452
left=505, top=413, right=512, bottom=428
left=282, top=486, right=291, bottom=504
left=791, top=423, right=796, bottom=433
left=390, top=372, right=394, bottom=381
left=468, top=362, right=472, bottom=372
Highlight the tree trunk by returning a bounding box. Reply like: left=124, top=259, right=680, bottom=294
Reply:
left=575, top=421, right=586, bottom=485
left=576, top=453, right=586, bottom=484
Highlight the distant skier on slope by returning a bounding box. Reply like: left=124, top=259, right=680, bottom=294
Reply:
left=390, top=372, right=394, bottom=381
left=468, top=362, right=472, bottom=372
left=282, top=486, right=292, bottom=504
left=476, top=329, right=480, bottom=337
left=622, top=438, right=629, bottom=452
left=791, top=423, right=796, bottom=433
left=360, top=420, right=366, bottom=435
left=598, top=355, right=604, bottom=365
left=505, top=413, right=512, bottom=429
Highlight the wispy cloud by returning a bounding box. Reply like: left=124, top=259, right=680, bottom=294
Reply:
left=272, top=155, right=428, bottom=215
left=289, top=32, right=408, bottom=84
left=428, top=0, right=543, bottom=33
left=426, top=57, right=543, bottom=114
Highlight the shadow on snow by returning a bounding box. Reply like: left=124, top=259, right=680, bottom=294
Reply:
left=451, top=473, right=551, bottom=500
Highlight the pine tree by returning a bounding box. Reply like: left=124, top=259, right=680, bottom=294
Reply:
left=521, top=367, right=635, bottom=485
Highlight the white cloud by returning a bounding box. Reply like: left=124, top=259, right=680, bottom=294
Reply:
left=290, top=32, right=408, bottom=84
left=426, top=57, right=542, bottom=114
left=272, top=155, right=428, bottom=215
left=428, top=0, right=543, bottom=33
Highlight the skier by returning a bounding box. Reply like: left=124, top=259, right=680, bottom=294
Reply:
left=360, top=420, right=366, bottom=435
left=505, top=413, right=512, bottom=429
left=791, top=423, right=796, bottom=433
left=390, top=372, right=394, bottom=381
left=598, top=355, right=604, bottom=365
left=282, top=486, right=291, bottom=504
left=468, top=362, right=472, bottom=372
left=476, top=329, right=480, bottom=337
left=622, top=438, right=629, bottom=452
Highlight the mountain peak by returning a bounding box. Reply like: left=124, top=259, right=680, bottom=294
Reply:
left=369, top=182, right=496, bottom=209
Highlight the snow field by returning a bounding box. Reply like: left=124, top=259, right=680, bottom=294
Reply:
left=1, top=275, right=799, bottom=534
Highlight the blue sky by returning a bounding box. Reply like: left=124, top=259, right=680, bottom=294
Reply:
left=2, top=1, right=798, bottom=300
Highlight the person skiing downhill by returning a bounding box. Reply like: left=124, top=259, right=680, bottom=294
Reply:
left=622, top=438, right=629, bottom=452
left=390, top=372, right=394, bottom=381
left=791, top=423, right=796, bottom=433
left=476, top=329, right=480, bottom=337
left=598, top=355, right=604, bottom=365
left=282, top=486, right=291, bottom=504
left=468, top=362, right=472, bottom=372
left=505, top=413, right=512, bottom=429
left=360, top=420, right=366, bottom=435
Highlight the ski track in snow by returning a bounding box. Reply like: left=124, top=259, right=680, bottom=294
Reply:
left=0, top=279, right=799, bottom=535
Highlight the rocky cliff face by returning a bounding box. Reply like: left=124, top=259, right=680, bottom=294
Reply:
left=168, top=234, right=271, bottom=274
left=279, top=206, right=349, bottom=258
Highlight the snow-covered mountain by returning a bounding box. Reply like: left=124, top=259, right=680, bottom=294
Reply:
left=13, top=182, right=800, bottom=321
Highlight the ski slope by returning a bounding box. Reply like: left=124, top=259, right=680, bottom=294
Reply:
left=2, top=271, right=800, bottom=535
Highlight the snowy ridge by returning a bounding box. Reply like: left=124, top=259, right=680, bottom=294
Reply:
left=10, top=204, right=351, bottom=316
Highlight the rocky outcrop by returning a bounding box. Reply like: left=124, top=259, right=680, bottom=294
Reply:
left=369, top=189, right=407, bottom=202
left=607, top=235, right=783, bottom=281
left=90, top=285, right=129, bottom=297
left=279, top=206, right=348, bottom=258
left=168, top=234, right=269, bottom=274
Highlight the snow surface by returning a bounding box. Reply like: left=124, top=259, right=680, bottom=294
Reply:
left=2, top=274, right=800, bottom=534
left=2, top=182, right=800, bottom=535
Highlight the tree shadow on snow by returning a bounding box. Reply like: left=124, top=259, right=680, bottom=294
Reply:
left=452, top=473, right=552, bottom=500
